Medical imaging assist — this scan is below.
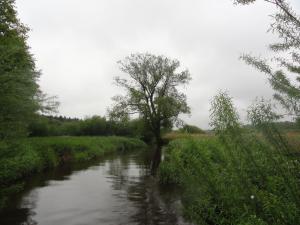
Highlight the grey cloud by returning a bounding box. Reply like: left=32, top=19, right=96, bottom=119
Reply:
left=16, top=0, right=300, bottom=128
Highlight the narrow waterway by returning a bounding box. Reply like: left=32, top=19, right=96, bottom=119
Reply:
left=0, top=150, right=193, bottom=225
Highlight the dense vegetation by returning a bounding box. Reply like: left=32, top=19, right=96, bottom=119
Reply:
left=159, top=93, right=300, bottom=225
left=0, top=136, right=146, bottom=209
left=28, top=115, right=154, bottom=143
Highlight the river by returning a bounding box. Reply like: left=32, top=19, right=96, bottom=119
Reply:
left=0, top=150, right=193, bottom=225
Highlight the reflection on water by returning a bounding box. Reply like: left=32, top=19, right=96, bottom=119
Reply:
left=0, top=150, right=193, bottom=225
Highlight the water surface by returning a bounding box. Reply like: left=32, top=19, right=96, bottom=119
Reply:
left=0, top=150, right=193, bottom=225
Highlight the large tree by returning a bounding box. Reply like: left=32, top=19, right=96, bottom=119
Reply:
left=234, top=0, right=300, bottom=120
left=110, top=53, right=191, bottom=169
left=0, top=0, right=55, bottom=140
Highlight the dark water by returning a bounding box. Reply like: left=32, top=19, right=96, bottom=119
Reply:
left=0, top=150, right=193, bottom=225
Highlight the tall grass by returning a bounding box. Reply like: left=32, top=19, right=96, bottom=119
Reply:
left=159, top=93, right=300, bottom=225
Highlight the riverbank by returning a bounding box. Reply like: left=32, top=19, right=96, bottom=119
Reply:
left=0, top=136, right=146, bottom=209
left=159, top=135, right=300, bottom=225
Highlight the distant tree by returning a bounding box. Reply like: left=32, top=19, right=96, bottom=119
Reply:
left=80, top=116, right=107, bottom=136
left=234, top=0, right=300, bottom=121
left=0, top=0, right=57, bottom=140
left=109, top=53, right=191, bottom=170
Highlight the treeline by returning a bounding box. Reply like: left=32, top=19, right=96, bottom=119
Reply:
left=28, top=115, right=154, bottom=143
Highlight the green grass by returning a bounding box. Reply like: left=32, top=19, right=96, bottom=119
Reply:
left=159, top=136, right=300, bottom=225
left=0, top=136, right=146, bottom=209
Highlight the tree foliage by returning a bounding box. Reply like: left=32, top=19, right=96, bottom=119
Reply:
left=0, top=0, right=54, bottom=139
left=234, top=0, right=300, bottom=118
left=109, top=53, right=191, bottom=145
left=0, top=0, right=37, bottom=138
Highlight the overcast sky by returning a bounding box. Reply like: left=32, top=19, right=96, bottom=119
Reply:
left=16, top=0, right=300, bottom=129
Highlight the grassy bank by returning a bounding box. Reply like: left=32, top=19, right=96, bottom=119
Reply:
left=0, top=136, right=146, bottom=209
left=159, top=135, right=300, bottom=225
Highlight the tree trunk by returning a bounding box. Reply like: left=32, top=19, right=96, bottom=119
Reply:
left=150, top=134, right=163, bottom=175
